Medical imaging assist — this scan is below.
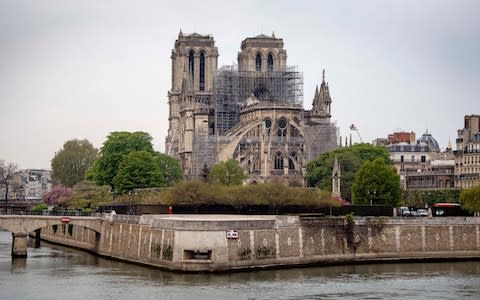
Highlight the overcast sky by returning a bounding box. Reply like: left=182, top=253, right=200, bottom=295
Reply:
left=1, top=0, right=478, bottom=169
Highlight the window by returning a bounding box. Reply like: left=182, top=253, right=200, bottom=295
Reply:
left=277, top=118, right=287, bottom=137
left=256, top=53, right=262, bottom=71
left=188, top=50, right=195, bottom=82
left=274, top=152, right=283, bottom=169
left=267, top=53, right=273, bottom=72
left=289, top=158, right=295, bottom=170
left=199, top=51, right=205, bottom=91
left=411, top=155, right=415, bottom=162
left=421, top=155, right=426, bottom=162
left=400, top=155, right=404, bottom=162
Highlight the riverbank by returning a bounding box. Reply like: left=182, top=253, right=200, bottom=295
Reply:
left=39, top=214, right=480, bottom=272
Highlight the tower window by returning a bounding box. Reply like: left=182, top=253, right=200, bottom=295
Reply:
left=188, top=50, right=195, bottom=82
left=256, top=53, right=262, bottom=72
left=199, top=51, right=205, bottom=91
left=274, top=152, right=283, bottom=169
left=267, top=53, right=273, bottom=72
left=288, top=158, right=295, bottom=170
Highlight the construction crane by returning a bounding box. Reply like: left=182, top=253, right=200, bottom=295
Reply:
left=350, top=124, right=364, bottom=143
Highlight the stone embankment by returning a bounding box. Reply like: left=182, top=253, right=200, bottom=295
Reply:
left=40, top=214, right=480, bottom=272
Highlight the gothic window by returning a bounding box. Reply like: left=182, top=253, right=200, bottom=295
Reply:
left=267, top=53, right=273, bottom=72
left=288, top=158, right=295, bottom=170
left=277, top=118, right=287, bottom=137
left=256, top=53, right=262, bottom=72
left=264, top=118, right=272, bottom=136
left=199, top=51, right=205, bottom=91
left=274, top=152, right=283, bottom=169
left=188, top=50, right=195, bottom=82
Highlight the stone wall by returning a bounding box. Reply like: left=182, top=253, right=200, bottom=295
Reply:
left=40, top=216, right=480, bottom=272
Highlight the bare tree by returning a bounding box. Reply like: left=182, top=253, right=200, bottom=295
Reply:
left=0, top=160, right=18, bottom=203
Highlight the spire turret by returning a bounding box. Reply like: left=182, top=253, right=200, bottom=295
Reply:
left=311, top=68, right=332, bottom=118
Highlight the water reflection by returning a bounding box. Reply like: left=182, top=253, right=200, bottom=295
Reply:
left=1, top=230, right=480, bottom=300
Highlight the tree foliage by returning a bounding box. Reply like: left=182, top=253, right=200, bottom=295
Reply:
left=42, top=185, right=72, bottom=206
left=87, top=131, right=154, bottom=187
left=306, top=143, right=390, bottom=201
left=352, top=158, right=401, bottom=206
left=51, top=139, right=98, bottom=187
left=112, top=151, right=163, bottom=194
left=161, top=181, right=338, bottom=209
left=154, top=152, right=183, bottom=187
left=85, top=131, right=182, bottom=193
left=460, top=184, right=480, bottom=213
left=209, top=159, right=247, bottom=186
left=63, top=181, right=111, bottom=210
left=403, top=189, right=462, bottom=207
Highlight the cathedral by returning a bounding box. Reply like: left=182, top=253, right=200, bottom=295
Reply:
left=165, top=31, right=338, bottom=186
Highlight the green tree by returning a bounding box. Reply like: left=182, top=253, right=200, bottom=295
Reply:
left=87, top=131, right=154, bottom=187
left=352, top=158, right=401, bottom=206
left=209, top=159, right=247, bottom=186
left=460, top=184, right=480, bottom=213
left=306, top=143, right=390, bottom=201
left=64, top=180, right=111, bottom=210
left=154, top=152, right=183, bottom=186
left=112, top=151, right=162, bottom=194
left=51, top=139, right=98, bottom=187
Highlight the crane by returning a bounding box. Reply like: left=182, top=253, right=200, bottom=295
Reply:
left=350, top=124, right=364, bottom=143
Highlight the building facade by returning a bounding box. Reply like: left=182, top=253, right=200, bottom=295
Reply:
left=454, top=114, right=480, bottom=188
left=165, top=32, right=338, bottom=185
left=385, top=131, right=455, bottom=190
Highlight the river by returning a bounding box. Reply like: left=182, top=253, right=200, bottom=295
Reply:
left=0, top=230, right=479, bottom=299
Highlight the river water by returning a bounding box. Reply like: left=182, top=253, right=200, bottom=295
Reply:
left=0, top=230, right=479, bottom=300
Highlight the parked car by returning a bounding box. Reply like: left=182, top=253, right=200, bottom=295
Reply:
left=417, top=209, right=428, bottom=217
left=410, top=210, right=418, bottom=217
left=399, top=207, right=411, bottom=217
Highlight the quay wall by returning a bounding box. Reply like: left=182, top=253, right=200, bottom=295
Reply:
left=39, top=216, right=480, bottom=272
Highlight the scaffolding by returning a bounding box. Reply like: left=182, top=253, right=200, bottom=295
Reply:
left=214, top=65, right=303, bottom=136
left=304, top=122, right=339, bottom=161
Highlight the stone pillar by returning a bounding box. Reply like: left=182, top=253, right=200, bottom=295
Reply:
left=11, top=232, right=28, bottom=258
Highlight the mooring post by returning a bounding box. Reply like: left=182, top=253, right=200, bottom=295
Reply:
left=11, top=232, right=28, bottom=258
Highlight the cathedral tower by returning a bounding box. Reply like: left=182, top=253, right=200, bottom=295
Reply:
left=166, top=31, right=218, bottom=176
left=237, top=33, right=287, bottom=72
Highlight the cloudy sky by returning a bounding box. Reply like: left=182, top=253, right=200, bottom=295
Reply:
left=1, top=0, right=478, bottom=169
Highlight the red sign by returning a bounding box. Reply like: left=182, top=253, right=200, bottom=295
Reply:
left=61, top=217, right=71, bottom=224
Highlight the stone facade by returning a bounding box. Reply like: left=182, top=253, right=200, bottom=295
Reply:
left=386, top=132, right=455, bottom=190
left=37, top=214, right=480, bottom=272
left=165, top=31, right=338, bottom=185
left=454, top=114, right=480, bottom=188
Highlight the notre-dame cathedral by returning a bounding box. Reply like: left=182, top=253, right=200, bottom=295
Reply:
left=165, top=31, right=338, bottom=186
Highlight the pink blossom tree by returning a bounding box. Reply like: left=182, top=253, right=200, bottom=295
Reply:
left=42, top=185, right=72, bottom=206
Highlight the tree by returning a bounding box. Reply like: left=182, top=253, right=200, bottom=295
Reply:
left=153, top=152, right=183, bottom=186
left=351, top=158, right=401, bottom=207
left=460, top=184, right=480, bottom=213
left=209, top=159, right=247, bottom=186
left=42, top=185, right=72, bottom=206
left=64, top=181, right=111, bottom=210
left=306, top=143, right=390, bottom=201
left=87, top=131, right=154, bottom=187
left=112, top=151, right=162, bottom=194
left=0, top=160, right=18, bottom=203
left=51, top=139, right=98, bottom=187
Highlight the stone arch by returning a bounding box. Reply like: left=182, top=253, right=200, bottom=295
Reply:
left=0, top=216, right=103, bottom=234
